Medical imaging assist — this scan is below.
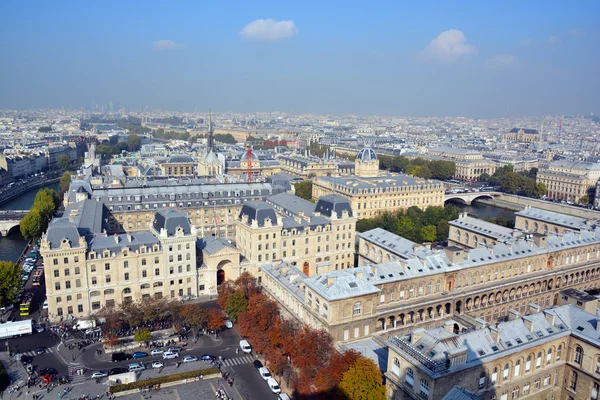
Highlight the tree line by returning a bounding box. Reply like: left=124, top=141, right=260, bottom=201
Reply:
left=378, top=155, right=456, bottom=180
left=152, top=128, right=191, bottom=141
left=480, top=165, right=547, bottom=197
left=356, top=205, right=460, bottom=243
left=95, top=134, right=142, bottom=157
left=218, top=273, right=385, bottom=399
left=20, top=188, right=61, bottom=241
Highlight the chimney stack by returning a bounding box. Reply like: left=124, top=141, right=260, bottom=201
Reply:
left=411, top=328, right=425, bottom=344
left=527, top=303, right=541, bottom=315
left=524, top=317, right=535, bottom=333
left=508, top=309, right=520, bottom=321
left=490, top=326, right=501, bottom=344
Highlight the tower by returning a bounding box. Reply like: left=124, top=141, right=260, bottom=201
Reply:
left=207, top=111, right=215, bottom=151
left=355, top=147, right=379, bottom=177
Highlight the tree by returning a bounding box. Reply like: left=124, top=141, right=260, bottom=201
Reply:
left=0, top=261, right=21, bottom=307
left=315, top=350, right=361, bottom=394
left=58, top=154, right=71, bottom=170
left=337, top=356, right=386, bottom=400
left=206, top=308, right=226, bottom=331
left=179, top=304, right=207, bottom=330
left=225, top=290, right=248, bottom=322
left=420, top=225, right=437, bottom=242
left=478, top=172, right=492, bottom=182
left=127, top=134, right=142, bottom=151
left=534, top=182, right=548, bottom=197
left=238, top=293, right=280, bottom=354
left=579, top=195, right=590, bottom=204
left=38, top=126, right=52, bottom=133
left=59, top=171, right=73, bottom=194
left=20, top=210, right=44, bottom=240
left=213, top=133, right=237, bottom=144
left=217, top=281, right=236, bottom=310
left=234, top=272, right=260, bottom=298
left=133, top=328, right=152, bottom=343
left=294, top=181, right=313, bottom=201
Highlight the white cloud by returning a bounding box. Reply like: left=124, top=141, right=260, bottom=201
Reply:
left=240, top=19, right=298, bottom=41
left=520, top=38, right=537, bottom=47
left=418, top=29, right=476, bottom=62
left=152, top=40, right=185, bottom=50
left=485, top=55, right=519, bottom=68
left=547, top=36, right=560, bottom=45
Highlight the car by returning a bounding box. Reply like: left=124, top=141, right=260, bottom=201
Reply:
left=150, top=349, right=164, bottom=356
left=152, top=361, right=164, bottom=369
left=224, top=320, right=233, bottom=329
left=182, top=356, right=198, bottom=363
left=128, top=363, right=145, bottom=372
left=132, top=352, right=148, bottom=359
left=239, top=340, right=252, bottom=354
left=0, top=304, right=14, bottom=312
left=39, top=368, right=57, bottom=377
left=201, top=354, right=216, bottom=361
left=35, top=346, right=46, bottom=355
left=42, top=300, right=48, bottom=310
left=90, top=371, right=109, bottom=379
left=167, top=346, right=182, bottom=353
left=267, top=377, right=281, bottom=394
left=163, top=351, right=179, bottom=360
left=253, top=360, right=264, bottom=371
left=58, top=376, right=70, bottom=384
left=86, top=327, right=102, bottom=336
left=109, top=367, right=128, bottom=375
left=258, top=367, right=272, bottom=380
left=111, top=352, right=132, bottom=362
left=21, top=355, right=33, bottom=364
left=278, top=394, right=291, bottom=400
left=33, top=324, right=45, bottom=333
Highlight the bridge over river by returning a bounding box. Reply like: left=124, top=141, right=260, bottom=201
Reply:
left=444, top=191, right=503, bottom=205
left=0, top=210, right=28, bottom=236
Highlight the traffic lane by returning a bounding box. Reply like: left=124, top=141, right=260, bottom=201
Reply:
left=0, top=330, right=59, bottom=354
left=228, top=362, right=280, bottom=400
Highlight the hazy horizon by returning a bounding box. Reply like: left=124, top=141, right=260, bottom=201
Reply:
left=1, top=1, right=599, bottom=118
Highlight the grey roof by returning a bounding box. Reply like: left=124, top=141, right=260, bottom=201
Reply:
left=357, top=147, right=378, bottom=162
left=197, top=235, right=237, bottom=255
left=358, top=228, right=428, bottom=260
left=152, top=208, right=192, bottom=236
left=304, top=269, right=380, bottom=301
left=44, top=218, right=83, bottom=250
left=66, top=180, right=92, bottom=204
left=165, top=154, right=194, bottom=164
left=89, top=231, right=159, bottom=253
left=549, top=159, right=600, bottom=171
left=203, top=150, right=220, bottom=165
left=64, top=199, right=107, bottom=238
left=315, top=173, right=442, bottom=194
left=267, top=192, right=315, bottom=218
left=262, top=261, right=308, bottom=303
left=515, top=207, right=592, bottom=230
left=449, top=215, right=518, bottom=242
left=510, top=127, right=539, bottom=134
left=315, top=194, right=353, bottom=218
left=239, top=202, right=278, bottom=227
left=441, top=387, right=482, bottom=400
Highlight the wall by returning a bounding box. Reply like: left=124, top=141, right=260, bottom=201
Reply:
left=501, top=194, right=600, bottom=219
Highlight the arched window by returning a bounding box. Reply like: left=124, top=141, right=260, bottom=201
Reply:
left=575, top=346, right=583, bottom=364
left=501, top=391, right=508, bottom=400
left=104, top=289, right=114, bottom=295
left=491, top=367, right=498, bottom=384
left=123, top=288, right=132, bottom=294
left=523, top=382, right=530, bottom=395
left=546, top=348, right=552, bottom=364
left=140, top=284, right=150, bottom=289
left=503, top=363, right=510, bottom=380
left=405, top=368, right=414, bottom=386
left=153, top=282, right=163, bottom=287
left=90, top=291, right=100, bottom=297
left=419, top=379, right=430, bottom=397
left=525, top=355, right=532, bottom=372
left=569, top=371, right=577, bottom=390
left=427, top=282, right=432, bottom=294
left=596, top=355, right=600, bottom=374
left=536, top=352, right=542, bottom=368
left=511, top=387, right=519, bottom=399
left=409, top=285, right=415, bottom=298
left=514, top=360, right=521, bottom=377
left=353, top=302, right=362, bottom=315
left=557, top=345, right=562, bottom=361
left=479, top=371, right=486, bottom=389
left=391, top=357, right=400, bottom=376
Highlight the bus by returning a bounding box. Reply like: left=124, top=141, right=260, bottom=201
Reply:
left=32, top=269, right=43, bottom=286
left=20, top=294, right=32, bottom=317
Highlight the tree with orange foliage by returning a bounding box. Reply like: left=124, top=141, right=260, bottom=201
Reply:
left=103, top=333, right=120, bottom=348
left=206, top=308, right=226, bottom=331
left=217, top=281, right=235, bottom=309
left=291, top=326, right=334, bottom=395
left=337, top=356, right=385, bottom=400
left=237, top=293, right=280, bottom=354
left=234, top=272, right=260, bottom=298
left=179, top=304, right=207, bottom=330
left=315, top=350, right=361, bottom=394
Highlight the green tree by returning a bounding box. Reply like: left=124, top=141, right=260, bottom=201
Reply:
left=213, top=133, right=237, bottom=144
left=225, top=289, right=248, bottom=322
left=337, top=357, right=385, bottom=400
left=579, top=195, right=590, bottom=204
left=0, top=261, right=21, bottom=307
left=20, top=210, right=44, bottom=240
left=127, top=134, right=142, bottom=151
left=478, top=172, right=492, bottom=182
left=534, top=182, right=548, bottom=197
left=294, top=181, right=313, bottom=201
left=59, top=171, right=73, bottom=194
left=133, top=327, right=152, bottom=343
left=436, top=221, right=450, bottom=241
left=414, top=165, right=432, bottom=179
left=421, top=225, right=437, bottom=242
left=38, top=126, right=52, bottom=133
left=58, top=154, right=71, bottom=170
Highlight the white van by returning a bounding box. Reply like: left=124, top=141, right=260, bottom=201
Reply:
left=267, top=377, right=281, bottom=394
left=128, top=363, right=145, bottom=372
left=278, top=394, right=291, bottom=400
left=239, top=340, right=252, bottom=354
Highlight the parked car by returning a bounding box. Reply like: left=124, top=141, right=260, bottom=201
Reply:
left=267, top=377, right=281, bottom=394
left=162, top=352, right=179, bottom=360
left=109, top=367, right=128, bottom=375
left=152, top=361, right=164, bottom=369
left=39, top=367, right=57, bottom=377
left=132, top=352, right=148, bottom=359
left=239, top=340, right=252, bottom=354
left=151, top=349, right=164, bottom=356
left=21, top=355, right=33, bottom=364
left=224, top=320, right=233, bottom=329
left=128, top=363, right=145, bottom=372
left=253, top=360, right=263, bottom=371
left=201, top=354, right=216, bottom=361
left=42, top=300, right=48, bottom=310
left=111, top=352, right=132, bottom=362
left=258, top=367, right=272, bottom=380
left=91, top=371, right=108, bottom=379
left=167, top=346, right=182, bottom=353
left=182, top=356, right=198, bottom=363
left=33, top=324, right=45, bottom=333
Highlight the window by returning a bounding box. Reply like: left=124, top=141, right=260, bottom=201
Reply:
left=53, top=270, right=59, bottom=278
left=124, top=261, right=129, bottom=268
left=353, top=302, right=362, bottom=315
left=392, top=358, right=400, bottom=376
left=523, top=382, right=530, bottom=395
left=75, top=279, right=81, bottom=288
left=514, top=360, right=521, bottom=377
left=569, top=371, right=577, bottom=391
left=63, top=257, right=68, bottom=264
left=500, top=391, right=508, bottom=400
left=57, top=307, right=63, bottom=316
left=419, top=379, right=429, bottom=397
left=511, top=387, right=519, bottom=399
left=74, top=267, right=80, bottom=275
left=525, top=356, right=531, bottom=372
left=142, top=259, right=147, bottom=266
left=479, top=372, right=486, bottom=389
left=104, top=263, right=110, bottom=271
left=142, top=270, right=147, bottom=278
left=155, top=268, right=160, bottom=276
left=65, top=281, right=71, bottom=289
left=55, top=282, right=61, bottom=290
left=546, top=348, right=552, bottom=364
left=491, top=367, right=498, bottom=384
left=543, top=375, right=550, bottom=386
left=575, top=346, right=583, bottom=364
left=536, top=352, right=542, bottom=368
left=78, top=304, right=83, bottom=313
left=593, top=383, right=599, bottom=400
left=90, top=264, right=96, bottom=272
left=105, top=275, right=111, bottom=283
left=56, top=297, right=62, bottom=303
left=91, top=302, right=100, bottom=310
left=124, top=273, right=129, bottom=280
left=503, top=364, right=509, bottom=380
left=64, top=268, right=70, bottom=276
left=557, top=345, right=562, bottom=361
left=91, top=277, right=97, bottom=285
left=53, top=259, right=58, bottom=265
left=405, top=368, right=414, bottom=386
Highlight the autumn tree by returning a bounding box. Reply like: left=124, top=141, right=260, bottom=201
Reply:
left=292, top=326, right=334, bottom=395
left=98, top=305, right=123, bottom=337
left=234, top=272, right=260, bottom=298
left=315, top=350, right=361, bottom=395
left=206, top=308, right=226, bottom=331
left=179, top=304, right=207, bottom=330
left=237, top=293, right=280, bottom=354
left=133, top=328, right=152, bottom=343
left=119, top=299, right=145, bottom=327
left=337, top=356, right=385, bottom=400
left=225, top=289, right=248, bottom=322
left=217, top=281, right=235, bottom=309
left=103, top=334, right=120, bottom=348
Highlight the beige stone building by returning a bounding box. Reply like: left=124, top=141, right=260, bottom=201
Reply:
left=514, top=207, right=596, bottom=235
left=537, top=160, right=600, bottom=203
left=235, top=192, right=356, bottom=276
left=425, top=147, right=496, bottom=181
left=502, top=127, right=542, bottom=144
left=449, top=214, right=521, bottom=248
left=279, top=154, right=338, bottom=177
left=384, top=300, right=600, bottom=400
left=157, top=154, right=195, bottom=176
left=225, top=151, right=282, bottom=177
left=41, top=204, right=199, bottom=320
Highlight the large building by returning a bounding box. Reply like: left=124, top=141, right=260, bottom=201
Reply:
left=514, top=207, right=597, bottom=235
left=449, top=214, right=521, bottom=249
left=235, top=192, right=356, bottom=276
left=425, top=147, right=496, bottom=182
left=384, top=300, right=600, bottom=400
left=502, top=127, right=542, bottom=144
left=536, top=160, right=600, bottom=203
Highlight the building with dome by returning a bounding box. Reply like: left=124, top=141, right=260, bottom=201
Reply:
left=355, top=147, right=380, bottom=177
left=197, top=113, right=225, bottom=177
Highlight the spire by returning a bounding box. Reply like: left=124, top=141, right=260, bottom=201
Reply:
left=207, top=110, right=215, bottom=151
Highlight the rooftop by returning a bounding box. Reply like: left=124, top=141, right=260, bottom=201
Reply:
left=515, top=207, right=592, bottom=230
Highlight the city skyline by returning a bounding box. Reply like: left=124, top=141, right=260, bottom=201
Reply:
left=1, top=1, right=599, bottom=117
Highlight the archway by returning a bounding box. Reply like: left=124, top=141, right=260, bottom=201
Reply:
left=303, top=262, right=310, bottom=276
left=217, top=269, right=225, bottom=286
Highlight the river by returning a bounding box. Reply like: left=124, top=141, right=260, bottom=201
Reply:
left=449, top=199, right=516, bottom=220
left=0, top=181, right=60, bottom=262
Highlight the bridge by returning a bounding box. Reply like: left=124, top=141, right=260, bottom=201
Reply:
left=0, top=210, right=29, bottom=236
left=444, top=191, right=503, bottom=205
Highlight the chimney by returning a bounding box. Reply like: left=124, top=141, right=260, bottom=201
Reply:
left=356, top=271, right=364, bottom=280
left=527, top=303, right=541, bottom=315
left=508, top=309, right=520, bottom=321
left=113, top=234, right=119, bottom=244
left=523, top=317, right=535, bottom=333
left=490, top=327, right=501, bottom=344
left=596, top=318, right=600, bottom=333
left=447, top=346, right=468, bottom=368
left=127, top=233, right=132, bottom=243
left=444, top=320, right=456, bottom=334
left=443, top=247, right=466, bottom=263
left=474, top=318, right=487, bottom=330
left=532, top=234, right=547, bottom=248
left=411, top=328, right=425, bottom=344
left=327, top=276, right=337, bottom=287
left=544, top=311, right=555, bottom=327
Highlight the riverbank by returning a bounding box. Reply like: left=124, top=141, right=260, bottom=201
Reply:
left=0, top=177, right=60, bottom=208
left=476, top=198, right=524, bottom=212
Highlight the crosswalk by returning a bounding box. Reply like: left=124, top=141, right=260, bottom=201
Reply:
left=68, top=374, right=88, bottom=384
left=221, top=355, right=254, bottom=367
left=19, top=347, right=55, bottom=357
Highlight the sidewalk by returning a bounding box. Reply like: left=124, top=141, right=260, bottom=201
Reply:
left=0, top=350, right=29, bottom=394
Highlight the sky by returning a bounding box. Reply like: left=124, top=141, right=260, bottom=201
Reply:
left=1, top=1, right=599, bottom=117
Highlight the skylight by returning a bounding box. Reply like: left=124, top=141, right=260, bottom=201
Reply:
left=577, top=326, right=585, bottom=331
left=348, top=282, right=358, bottom=288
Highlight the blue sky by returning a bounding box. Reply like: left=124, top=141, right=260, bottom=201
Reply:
left=1, top=1, right=598, bottom=117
